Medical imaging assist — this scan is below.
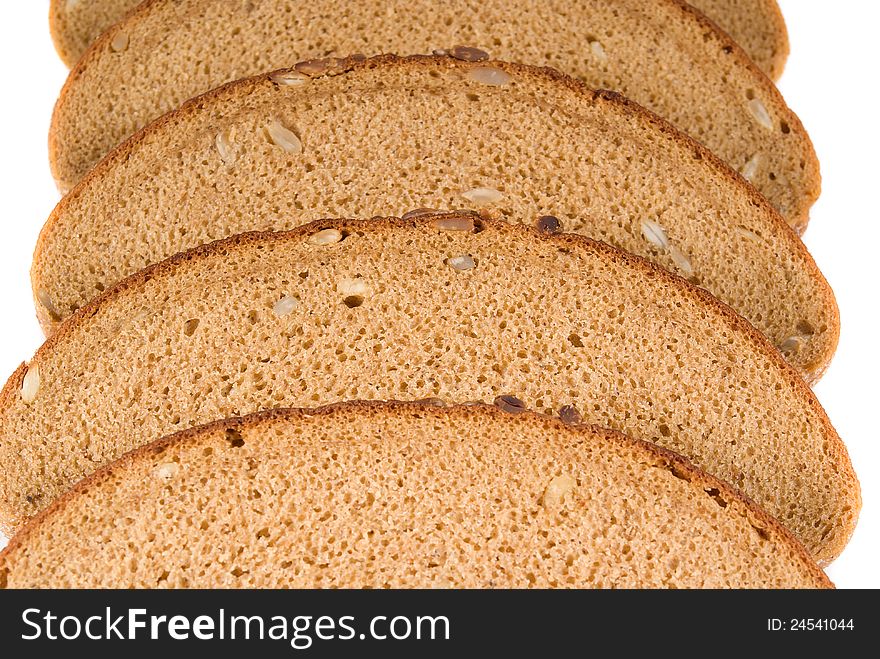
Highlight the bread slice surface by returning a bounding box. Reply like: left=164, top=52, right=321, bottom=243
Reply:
left=688, top=0, right=788, bottom=79
left=3, top=214, right=860, bottom=562
left=49, top=0, right=142, bottom=68
left=49, top=0, right=789, bottom=79
left=36, top=55, right=837, bottom=379
left=49, top=0, right=818, bottom=229
left=0, top=402, right=831, bottom=589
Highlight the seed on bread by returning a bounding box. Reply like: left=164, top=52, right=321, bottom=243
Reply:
left=266, top=119, right=302, bottom=154
left=590, top=40, right=608, bottom=62
left=669, top=245, right=695, bottom=278
left=748, top=98, right=774, bottom=130
left=558, top=405, right=583, bottom=425
left=155, top=462, right=178, bottom=480
left=307, top=228, right=343, bottom=245
left=433, top=216, right=475, bottom=232
left=537, top=215, right=562, bottom=234
left=402, top=208, right=440, bottom=220
left=36, top=290, right=61, bottom=323
left=495, top=395, right=527, bottom=414
left=294, top=57, right=340, bottom=77
left=109, top=31, right=129, bottom=52
left=641, top=220, right=670, bottom=251
left=215, top=130, right=236, bottom=165
left=741, top=154, right=762, bottom=182
left=468, top=66, right=512, bottom=86
left=543, top=474, right=577, bottom=509
left=270, top=70, right=309, bottom=86
left=449, top=45, right=490, bottom=62
left=273, top=296, right=299, bottom=317
left=447, top=255, right=476, bottom=271
left=20, top=365, right=40, bottom=405
left=462, top=187, right=504, bottom=205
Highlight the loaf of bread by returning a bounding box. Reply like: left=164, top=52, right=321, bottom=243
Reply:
left=2, top=215, right=860, bottom=563
left=49, top=0, right=789, bottom=80
left=0, top=402, right=831, bottom=589
left=688, top=0, right=788, bottom=79
left=36, top=55, right=837, bottom=380
left=49, top=0, right=819, bottom=229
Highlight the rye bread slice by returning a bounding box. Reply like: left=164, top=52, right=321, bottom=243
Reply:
left=49, top=0, right=818, bottom=229
left=689, top=0, right=788, bottom=80
left=2, top=214, right=860, bottom=563
left=35, top=55, right=837, bottom=380
left=0, top=402, right=831, bottom=589
left=49, top=0, right=789, bottom=79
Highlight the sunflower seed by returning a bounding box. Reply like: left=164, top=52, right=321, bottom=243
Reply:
left=641, top=219, right=669, bottom=250
left=307, top=228, right=343, bottom=245
left=273, top=296, right=299, bottom=317
left=462, top=187, right=503, bottom=205
left=270, top=70, right=309, bottom=86
left=494, top=395, right=527, bottom=414
left=468, top=66, right=512, bottom=86
left=543, top=474, right=577, bottom=509
left=267, top=119, right=302, bottom=154
left=446, top=255, right=476, bottom=271
left=748, top=98, right=773, bottom=130
left=449, top=45, right=490, bottom=62
left=21, top=364, right=40, bottom=405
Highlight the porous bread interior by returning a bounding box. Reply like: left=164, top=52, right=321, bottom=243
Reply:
left=50, top=0, right=819, bottom=228
left=2, top=217, right=860, bottom=563
left=0, top=404, right=831, bottom=589
left=49, top=0, right=788, bottom=78
left=49, top=0, right=141, bottom=68
left=688, top=0, right=788, bottom=80
left=36, top=56, right=837, bottom=379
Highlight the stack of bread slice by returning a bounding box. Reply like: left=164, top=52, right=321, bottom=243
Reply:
left=0, top=0, right=860, bottom=589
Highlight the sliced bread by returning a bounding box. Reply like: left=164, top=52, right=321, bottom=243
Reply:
left=49, top=0, right=789, bottom=79
left=0, top=402, right=831, bottom=589
left=688, top=0, right=788, bottom=80
left=35, top=55, right=837, bottom=380
left=2, top=215, right=860, bottom=563
left=49, top=0, right=819, bottom=229
left=49, top=0, right=141, bottom=68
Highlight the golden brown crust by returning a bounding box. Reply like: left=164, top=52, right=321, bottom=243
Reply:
left=0, top=400, right=833, bottom=589
left=35, top=55, right=839, bottom=381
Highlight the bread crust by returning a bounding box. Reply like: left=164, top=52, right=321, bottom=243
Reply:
left=0, top=400, right=833, bottom=589
left=34, top=54, right=839, bottom=380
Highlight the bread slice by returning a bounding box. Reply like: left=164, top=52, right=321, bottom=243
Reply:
left=49, top=0, right=789, bottom=79
left=49, top=0, right=141, bottom=68
left=50, top=0, right=819, bottom=230
left=0, top=402, right=831, bottom=589
left=2, top=214, right=860, bottom=563
left=35, top=55, right=837, bottom=380
left=689, top=0, right=788, bottom=80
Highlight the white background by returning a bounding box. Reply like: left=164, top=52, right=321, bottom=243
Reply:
left=0, top=1, right=876, bottom=588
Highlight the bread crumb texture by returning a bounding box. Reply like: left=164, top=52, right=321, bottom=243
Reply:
left=688, top=0, right=788, bottom=79
left=0, top=403, right=831, bottom=589
left=2, top=216, right=860, bottom=563
left=50, top=0, right=788, bottom=79
left=49, top=0, right=818, bottom=228
left=36, top=56, right=837, bottom=379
